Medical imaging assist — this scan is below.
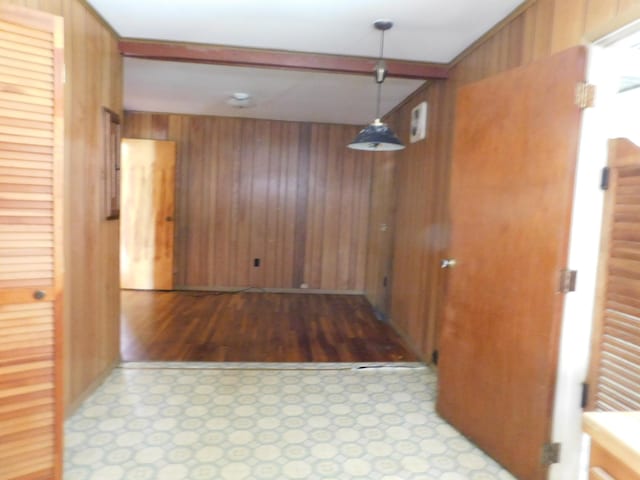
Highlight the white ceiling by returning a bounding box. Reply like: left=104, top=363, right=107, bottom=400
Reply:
left=124, top=58, right=424, bottom=125
left=87, top=0, right=526, bottom=125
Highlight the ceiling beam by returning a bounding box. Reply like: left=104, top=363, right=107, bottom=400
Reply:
left=119, top=39, right=449, bottom=80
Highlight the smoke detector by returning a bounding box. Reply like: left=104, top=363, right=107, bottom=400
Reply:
left=227, top=92, right=252, bottom=108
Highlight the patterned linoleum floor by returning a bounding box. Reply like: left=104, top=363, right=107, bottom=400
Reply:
left=65, top=363, right=516, bottom=480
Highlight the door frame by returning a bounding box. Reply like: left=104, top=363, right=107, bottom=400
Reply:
left=549, top=24, right=640, bottom=480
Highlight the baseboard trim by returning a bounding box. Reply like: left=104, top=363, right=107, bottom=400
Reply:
left=174, top=286, right=364, bottom=296
left=386, top=318, right=428, bottom=365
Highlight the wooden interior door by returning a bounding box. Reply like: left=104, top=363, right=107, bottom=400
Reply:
left=437, top=47, right=587, bottom=480
left=587, top=138, right=640, bottom=412
left=0, top=5, right=64, bottom=480
left=120, top=138, right=176, bottom=290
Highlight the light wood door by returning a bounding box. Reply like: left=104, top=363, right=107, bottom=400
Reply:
left=0, top=5, right=64, bottom=480
left=437, top=47, right=587, bottom=480
left=120, top=138, right=176, bottom=290
left=587, top=138, right=640, bottom=412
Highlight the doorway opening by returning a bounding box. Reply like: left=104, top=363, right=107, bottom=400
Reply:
left=116, top=133, right=415, bottom=365
left=550, top=19, right=640, bottom=480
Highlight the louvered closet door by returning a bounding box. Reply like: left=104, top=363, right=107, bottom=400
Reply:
left=588, top=138, right=640, bottom=411
left=0, top=5, right=64, bottom=480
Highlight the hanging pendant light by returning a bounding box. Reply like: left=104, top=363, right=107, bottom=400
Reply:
left=348, top=19, right=405, bottom=151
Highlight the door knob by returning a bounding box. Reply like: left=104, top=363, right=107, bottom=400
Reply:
left=33, top=290, right=46, bottom=300
left=441, top=259, right=457, bottom=269
left=166, top=216, right=173, bottom=222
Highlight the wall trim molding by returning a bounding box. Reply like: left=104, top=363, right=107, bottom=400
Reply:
left=119, top=39, right=449, bottom=80
left=173, top=286, right=364, bottom=296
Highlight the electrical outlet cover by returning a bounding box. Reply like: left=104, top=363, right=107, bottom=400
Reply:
left=410, top=101, right=428, bottom=143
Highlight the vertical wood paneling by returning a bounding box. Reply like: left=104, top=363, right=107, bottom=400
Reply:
left=551, top=0, right=588, bottom=52
left=388, top=0, right=639, bottom=360
left=236, top=119, right=254, bottom=285
left=124, top=112, right=374, bottom=292
left=64, top=0, right=121, bottom=412
left=293, top=124, right=311, bottom=287
left=4, top=0, right=122, bottom=412
left=618, top=0, right=640, bottom=13
left=364, top=155, right=396, bottom=314
left=217, top=118, right=241, bottom=285
left=586, top=0, right=619, bottom=33
left=387, top=80, right=451, bottom=358
left=305, top=124, right=373, bottom=291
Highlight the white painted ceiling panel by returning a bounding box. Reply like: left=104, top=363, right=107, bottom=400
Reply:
left=88, top=0, right=525, bottom=63
left=88, top=0, right=526, bottom=124
left=124, top=58, right=424, bottom=125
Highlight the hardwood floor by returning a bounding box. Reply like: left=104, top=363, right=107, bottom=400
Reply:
left=121, top=290, right=420, bottom=362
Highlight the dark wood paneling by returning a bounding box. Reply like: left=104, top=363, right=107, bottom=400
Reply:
left=5, top=0, right=123, bottom=413
left=305, top=124, right=373, bottom=291
left=121, top=290, right=419, bottom=362
left=124, top=112, right=376, bottom=292
left=364, top=154, right=396, bottom=315
left=387, top=0, right=640, bottom=360
left=293, top=124, right=311, bottom=287
left=386, top=80, right=451, bottom=359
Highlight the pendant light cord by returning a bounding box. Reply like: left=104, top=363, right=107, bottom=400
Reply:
left=375, top=28, right=385, bottom=120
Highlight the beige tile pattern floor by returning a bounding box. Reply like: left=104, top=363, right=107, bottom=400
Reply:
left=65, top=363, right=516, bottom=479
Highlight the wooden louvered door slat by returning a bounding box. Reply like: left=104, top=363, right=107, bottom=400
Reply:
left=0, top=5, right=63, bottom=480
left=588, top=138, right=640, bottom=412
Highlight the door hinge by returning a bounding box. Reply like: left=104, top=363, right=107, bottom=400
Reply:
left=558, top=269, right=578, bottom=293
left=541, top=442, right=561, bottom=465
left=581, top=382, right=589, bottom=409
left=575, top=82, right=596, bottom=108
left=600, top=167, right=610, bottom=190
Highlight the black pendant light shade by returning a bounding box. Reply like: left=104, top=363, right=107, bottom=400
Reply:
left=348, top=119, right=405, bottom=151
left=348, top=20, right=405, bottom=152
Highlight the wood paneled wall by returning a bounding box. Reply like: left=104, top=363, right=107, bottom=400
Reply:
left=123, top=112, right=386, bottom=293
left=364, top=155, right=396, bottom=315
left=385, top=81, right=450, bottom=358
left=387, top=0, right=640, bottom=360
left=4, top=0, right=122, bottom=411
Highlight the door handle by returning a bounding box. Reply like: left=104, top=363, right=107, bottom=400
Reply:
left=441, top=259, right=457, bottom=269
left=166, top=216, right=173, bottom=222
left=33, top=290, right=46, bottom=300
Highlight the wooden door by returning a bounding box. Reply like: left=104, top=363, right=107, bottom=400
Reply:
left=587, top=138, right=640, bottom=412
left=120, top=138, right=176, bottom=290
left=0, top=5, right=64, bottom=480
left=437, top=47, right=587, bottom=480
